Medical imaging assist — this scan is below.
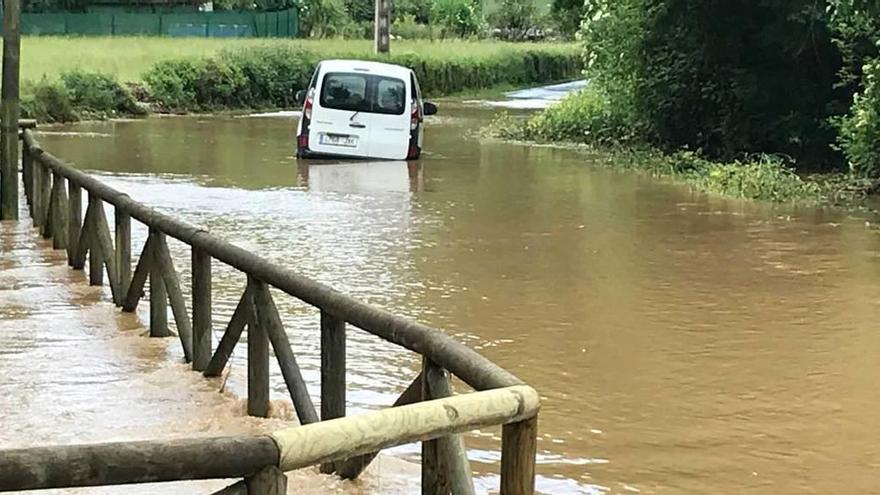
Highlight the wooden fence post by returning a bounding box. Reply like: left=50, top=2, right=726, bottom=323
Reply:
left=192, top=247, right=212, bottom=372
left=247, top=277, right=269, bottom=418
left=38, top=162, right=50, bottom=233
left=0, top=0, right=21, bottom=221
left=114, top=209, right=131, bottom=306
left=87, top=195, right=102, bottom=285
left=320, top=310, right=346, bottom=474
left=21, top=141, right=31, bottom=213
left=31, top=157, right=42, bottom=227
left=67, top=181, right=81, bottom=267
left=50, top=172, right=67, bottom=250
left=149, top=229, right=170, bottom=337
left=421, top=358, right=450, bottom=495
left=500, top=415, right=538, bottom=495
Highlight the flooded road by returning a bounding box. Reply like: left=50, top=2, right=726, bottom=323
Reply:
left=10, top=103, right=880, bottom=494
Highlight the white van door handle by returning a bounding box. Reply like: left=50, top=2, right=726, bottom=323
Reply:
left=349, top=122, right=366, bottom=129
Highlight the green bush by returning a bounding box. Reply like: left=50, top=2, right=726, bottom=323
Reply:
left=488, top=0, right=537, bottom=31
left=21, top=78, right=76, bottom=123
left=60, top=70, right=141, bottom=116
left=692, top=154, right=821, bottom=202
left=392, top=15, right=438, bottom=39
left=839, top=59, right=880, bottom=176
left=523, top=88, right=634, bottom=146
left=299, top=0, right=353, bottom=38
left=430, top=0, right=485, bottom=37
left=143, top=44, right=581, bottom=111
left=394, top=0, right=432, bottom=23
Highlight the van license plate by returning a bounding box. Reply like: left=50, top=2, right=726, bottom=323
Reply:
left=319, top=133, right=358, bottom=148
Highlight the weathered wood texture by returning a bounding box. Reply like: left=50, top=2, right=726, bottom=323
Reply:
left=252, top=280, right=318, bottom=426
left=245, top=466, right=287, bottom=495
left=0, top=436, right=279, bottom=491
left=424, top=361, right=475, bottom=495
left=115, top=209, right=131, bottom=306
left=49, top=172, right=68, bottom=250
left=247, top=279, right=269, bottom=418
left=67, top=181, right=81, bottom=266
left=192, top=247, right=212, bottom=371
left=271, top=385, right=539, bottom=472
left=500, top=415, right=538, bottom=495
left=421, top=359, right=449, bottom=495
left=204, top=285, right=252, bottom=377
left=320, top=310, right=346, bottom=474
left=149, top=230, right=170, bottom=337
left=336, top=373, right=424, bottom=479
left=0, top=0, right=21, bottom=221
left=122, top=237, right=152, bottom=312
left=87, top=196, right=103, bottom=285
left=30, top=153, right=43, bottom=226
left=153, top=233, right=193, bottom=361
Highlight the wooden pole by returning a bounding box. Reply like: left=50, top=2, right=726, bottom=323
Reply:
left=245, top=465, right=287, bottom=495
left=115, top=209, right=131, bottom=306
left=149, top=229, right=170, bottom=337
left=192, top=247, right=212, bottom=372
left=247, top=277, right=269, bottom=418
left=421, top=359, right=449, bottom=495
left=153, top=234, right=193, bottom=362
left=87, top=196, right=103, bottom=286
left=22, top=142, right=31, bottom=213
left=499, top=416, right=538, bottom=495
left=251, top=280, right=318, bottom=425
left=424, top=364, right=476, bottom=495
left=50, top=172, right=68, bottom=250
left=41, top=170, right=53, bottom=239
left=31, top=157, right=42, bottom=227
left=122, top=236, right=152, bottom=312
left=336, top=373, right=424, bottom=479
left=203, top=285, right=252, bottom=378
left=67, top=181, right=81, bottom=267
left=373, top=0, right=390, bottom=54
left=320, top=310, right=345, bottom=474
left=0, top=0, right=21, bottom=220
left=38, top=162, right=50, bottom=230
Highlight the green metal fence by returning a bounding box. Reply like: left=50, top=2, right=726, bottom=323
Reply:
left=17, top=9, right=297, bottom=37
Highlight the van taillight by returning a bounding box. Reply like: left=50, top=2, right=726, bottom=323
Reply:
left=410, top=101, right=420, bottom=131
left=303, top=89, right=314, bottom=121
left=298, top=134, right=308, bottom=149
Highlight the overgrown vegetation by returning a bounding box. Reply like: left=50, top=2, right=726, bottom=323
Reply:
left=16, top=37, right=579, bottom=119
left=485, top=0, right=880, bottom=204
left=22, top=71, right=142, bottom=122
left=143, top=42, right=580, bottom=111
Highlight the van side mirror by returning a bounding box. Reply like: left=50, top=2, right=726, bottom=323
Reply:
left=423, top=102, right=438, bottom=116
left=296, top=90, right=307, bottom=105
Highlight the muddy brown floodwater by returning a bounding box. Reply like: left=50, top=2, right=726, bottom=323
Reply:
left=6, top=102, right=880, bottom=494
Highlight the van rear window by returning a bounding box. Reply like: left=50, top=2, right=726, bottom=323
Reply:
left=319, top=72, right=406, bottom=115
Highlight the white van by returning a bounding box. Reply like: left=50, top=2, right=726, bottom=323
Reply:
left=295, top=60, right=438, bottom=160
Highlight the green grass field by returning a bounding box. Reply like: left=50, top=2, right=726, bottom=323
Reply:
left=18, top=36, right=579, bottom=84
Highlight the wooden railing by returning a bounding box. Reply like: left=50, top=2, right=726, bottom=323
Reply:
left=2, top=127, right=540, bottom=494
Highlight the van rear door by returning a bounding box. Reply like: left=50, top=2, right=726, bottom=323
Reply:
left=309, top=72, right=373, bottom=158
left=367, top=76, right=410, bottom=160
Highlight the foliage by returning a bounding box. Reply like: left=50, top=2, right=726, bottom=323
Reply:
left=839, top=59, right=880, bottom=176
left=488, top=0, right=537, bottom=31
left=393, top=15, right=439, bottom=39
left=298, top=0, right=353, bottom=38
left=430, top=0, right=485, bottom=37
left=523, top=88, right=633, bottom=145
left=143, top=42, right=581, bottom=111
left=59, top=71, right=141, bottom=116
left=578, top=0, right=846, bottom=169
left=343, top=0, right=374, bottom=22
left=394, top=0, right=432, bottom=23
left=21, top=79, right=76, bottom=123
left=549, top=0, right=582, bottom=36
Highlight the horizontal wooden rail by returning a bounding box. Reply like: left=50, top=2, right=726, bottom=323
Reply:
left=0, top=436, right=279, bottom=491
left=21, top=129, right=520, bottom=392
left=0, top=386, right=539, bottom=492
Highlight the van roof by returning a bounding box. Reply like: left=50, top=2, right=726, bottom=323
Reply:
left=318, top=59, right=413, bottom=80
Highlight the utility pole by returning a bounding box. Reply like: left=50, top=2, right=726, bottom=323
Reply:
left=374, top=0, right=390, bottom=54
left=1, top=0, right=21, bottom=220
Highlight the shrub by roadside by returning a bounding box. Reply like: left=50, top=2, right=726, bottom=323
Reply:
left=483, top=89, right=871, bottom=205
left=143, top=44, right=581, bottom=112
left=22, top=71, right=144, bottom=123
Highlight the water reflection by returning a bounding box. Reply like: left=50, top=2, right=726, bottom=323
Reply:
left=297, top=160, right=424, bottom=193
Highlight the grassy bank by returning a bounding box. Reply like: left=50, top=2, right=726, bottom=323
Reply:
left=15, top=37, right=580, bottom=122
left=484, top=91, right=874, bottom=206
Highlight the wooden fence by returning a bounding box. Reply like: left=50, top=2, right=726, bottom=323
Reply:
left=0, top=127, right=540, bottom=494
